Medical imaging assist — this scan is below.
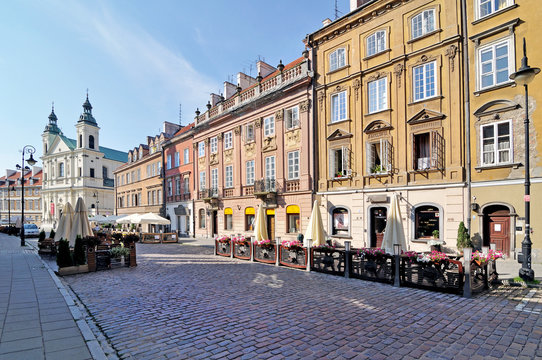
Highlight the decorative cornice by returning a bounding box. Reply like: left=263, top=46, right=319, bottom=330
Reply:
left=445, top=45, right=458, bottom=72
left=394, top=63, right=404, bottom=88
left=254, top=118, right=262, bottom=128
left=353, top=79, right=361, bottom=101
left=299, top=99, right=311, bottom=113
left=234, top=126, right=241, bottom=135
left=275, top=109, right=283, bottom=121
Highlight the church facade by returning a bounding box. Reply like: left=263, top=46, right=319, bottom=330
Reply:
left=40, top=95, right=128, bottom=228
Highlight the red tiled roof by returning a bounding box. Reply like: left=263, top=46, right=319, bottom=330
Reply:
left=173, top=123, right=194, bottom=137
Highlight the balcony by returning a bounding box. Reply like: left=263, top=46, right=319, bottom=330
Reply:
left=285, top=180, right=300, bottom=192
left=254, top=179, right=278, bottom=204
left=200, top=188, right=219, bottom=205
left=223, top=188, right=234, bottom=198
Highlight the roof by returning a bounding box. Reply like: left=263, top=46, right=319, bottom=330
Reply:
left=59, top=135, right=77, bottom=150
left=0, top=169, right=43, bottom=188
left=57, top=135, right=127, bottom=162
left=173, top=123, right=194, bottom=137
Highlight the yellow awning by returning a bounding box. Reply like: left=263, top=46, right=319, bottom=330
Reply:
left=245, top=207, right=255, bottom=215
left=286, top=205, right=300, bottom=214
left=266, top=209, right=275, bottom=215
left=224, top=207, right=233, bottom=215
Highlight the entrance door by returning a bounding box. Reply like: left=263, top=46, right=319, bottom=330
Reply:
left=212, top=211, right=218, bottom=237
left=370, top=207, right=387, bottom=248
left=267, top=215, right=275, bottom=240
left=483, top=205, right=510, bottom=256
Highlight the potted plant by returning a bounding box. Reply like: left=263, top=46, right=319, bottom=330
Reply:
left=216, top=235, right=232, bottom=256
left=73, top=235, right=86, bottom=266
left=254, top=239, right=276, bottom=263
left=456, top=221, right=472, bottom=252
left=371, top=164, right=383, bottom=174
left=56, top=238, right=90, bottom=275
left=110, top=244, right=131, bottom=267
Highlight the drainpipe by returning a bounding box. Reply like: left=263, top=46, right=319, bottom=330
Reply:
left=308, top=39, right=318, bottom=203
left=461, top=0, right=472, bottom=233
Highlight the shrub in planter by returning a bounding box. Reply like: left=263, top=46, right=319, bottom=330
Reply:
left=110, top=245, right=130, bottom=258
left=57, top=239, right=73, bottom=268
left=39, top=230, right=46, bottom=242
left=73, top=236, right=86, bottom=265
left=49, top=229, right=56, bottom=239
left=83, top=236, right=100, bottom=249
left=112, top=232, right=123, bottom=241
left=123, top=233, right=139, bottom=244
left=456, top=221, right=472, bottom=251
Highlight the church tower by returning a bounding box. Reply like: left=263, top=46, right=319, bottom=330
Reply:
left=42, top=104, right=61, bottom=155
left=75, top=93, right=100, bottom=151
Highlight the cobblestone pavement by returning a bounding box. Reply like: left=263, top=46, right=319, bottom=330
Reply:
left=63, top=243, right=542, bottom=359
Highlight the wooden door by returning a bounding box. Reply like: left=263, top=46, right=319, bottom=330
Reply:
left=267, top=215, right=275, bottom=240
left=212, top=211, right=218, bottom=237
left=483, top=206, right=510, bottom=256
left=370, top=207, right=387, bottom=248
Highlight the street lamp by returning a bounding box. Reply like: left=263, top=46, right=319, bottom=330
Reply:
left=509, top=38, right=540, bottom=281
left=93, top=192, right=99, bottom=215
left=16, top=145, right=37, bottom=246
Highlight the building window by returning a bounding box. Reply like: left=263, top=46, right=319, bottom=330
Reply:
left=329, top=48, right=346, bottom=71
left=286, top=205, right=300, bottom=233
left=264, top=116, right=275, bottom=137
left=265, top=156, right=275, bottom=181
left=59, top=163, right=64, bottom=177
left=89, top=135, right=95, bottom=149
left=157, top=190, right=161, bottom=204
left=167, top=154, right=172, bottom=170
left=175, top=152, right=180, bottom=167
left=413, top=61, right=436, bottom=101
left=245, top=207, right=255, bottom=231
left=225, top=165, right=233, bottom=188
left=367, top=30, right=386, bottom=57
left=183, top=177, right=189, bottom=193
left=198, top=142, right=205, bottom=158
left=224, top=208, right=233, bottom=230
left=175, top=177, right=181, bottom=195
left=368, top=78, right=387, bottom=113
left=246, top=160, right=255, bottom=185
left=412, top=131, right=444, bottom=170
left=224, top=131, right=233, bottom=150
left=285, top=106, right=299, bottom=130
left=287, top=151, right=300, bottom=180
left=199, top=171, right=206, bottom=190
left=481, top=121, right=512, bottom=166
left=211, top=168, right=218, bottom=190
left=79, top=135, right=82, bottom=148
left=414, top=205, right=440, bottom=239
left=477, top=38, right=513, bottom=90
left=244, top=123, right=255, bottom=142
left=366, top=139, right=392, bottom=175
left=411, top=9, right=435, bottom=40
left=477, top=0, right=513, bottom=19
left=210, top=137, right=218, bottom=153
left=199, top=209, right=206, bottom=229
left=331, top=91, right=347, bottom=123
left=167, top=179, right=173, bottom=196
left=184, top=148, right=189, bottom=164
left=331, top=207, right=349, bottom=236
left=79, top=167, right=82, bottom=177
left=330, top=147, right=350, bottom=178
left=90, top=168, right=95, bottom=178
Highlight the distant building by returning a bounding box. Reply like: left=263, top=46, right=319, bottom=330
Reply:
left=114, top=122, right=182, bottom=232
left=0, top=167, right=43, bottom=226
left=40, top=95, right=128, bottom=228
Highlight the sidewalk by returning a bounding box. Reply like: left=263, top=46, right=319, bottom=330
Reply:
left=0, top=233, right=105, bottom=360
left=178, top=236, right=215, bottom=247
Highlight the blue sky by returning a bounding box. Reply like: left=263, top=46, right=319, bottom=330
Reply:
left=0, top=0, right=349, bottom=172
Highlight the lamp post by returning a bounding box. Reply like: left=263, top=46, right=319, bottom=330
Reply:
left=16, top=145, right=37, bottom=246
left=509, top=38, right=540, bottom=281
left=93, top=192, right=99, bottom=215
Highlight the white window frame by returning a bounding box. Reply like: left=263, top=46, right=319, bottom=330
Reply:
left=167, top=178, right=173, bottom=196
left=413, top=61, right=437, bottom=102
left=166, top=154, right=172, bottom=170
left=175, top=177, right=181, bottom=195
left=480, top=120, right=513, bottom=166
left=366, top=139, right=392, bottom=175
left=265, top=156, right=276, bottom=181
left=183, top=148, right=189, bottom=164
left=329, top=147, right=351, bottom=178
left=476, top=0, right=514, bottom=20
left=366, top=30, right=386, bottom=57
left=264, top=116, right=275, bottom=137
left=368, top=77, right=387, bottom=113
left=287, top=151, right=300, bottom=180
left=174, top=152, right=180, bottom=167
left=285, top=106, right=300, bottom=130
left=411, top=9, right=436, bottom=40
left=210, top=137, right=218, bottom=154
left=224, top=131, right=233, bottom=150
left=246, top=160, right=255, bottom=186
left=331, top=91, right=347, bottom=123
left=199, top=171, right=206, bottom=190
left=198, top=142, right=205, bottom=158
left=244, top=124, right=255, bottom=142
left=225, top=165, right=233, bottom=188
left=476, top=37, right=514, bottom=91
left=211, top=168, right=218, bottom=190
left=329, top=48, right=346, bottom=72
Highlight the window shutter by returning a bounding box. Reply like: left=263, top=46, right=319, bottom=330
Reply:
left=329, top=149, right=335, bottom=178
left=411, top=133, right=417, bottom=170
left=366, top=142, right=374, bottom=174
left=431, top=131, right=444, bottom=169
left=342, top=146, right=349, bottom=172
left=383, top=139, right=392, bottom=173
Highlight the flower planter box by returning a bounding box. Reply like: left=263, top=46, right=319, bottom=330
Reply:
left=96, top=249, right=111, bottom=271
left=58, top=264, right=89, bottom=276
left=400, top=258, right=463, bottom=294
left=216, top=240, right=232, bottom=257
left=311, top=249, right=345, bottom=276
left=350, top=253, right=394, bottom=283
left=254, top=244, right=276, bottom=264
left=470, top=260, right=489, bottom=293
left=279, top=246, right=307, bottom=269
left=233, top=242, right=252, bottom=260
left=110, top=255, right=130, bottom=269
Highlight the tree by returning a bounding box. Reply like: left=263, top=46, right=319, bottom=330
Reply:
left=456, top=221, right=472, bottom=251
left=56, top=239, right=73, bottom=268
left=73, top=235, right=86, bottom=266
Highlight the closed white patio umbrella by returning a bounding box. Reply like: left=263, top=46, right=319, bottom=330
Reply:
left=381, top=193, right=407, bottom=254
left=304, top=200, right=326, bottom=247
left=253, top=205, right=268, bottom=242
left=138, top=213, right=170, bottom=225
left=54, top=202, right=74, bottom=242
left=68, top=197, right=93, bottom=247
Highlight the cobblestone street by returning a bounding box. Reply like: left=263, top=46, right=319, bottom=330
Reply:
left=64, top=243, right=542, bottom=359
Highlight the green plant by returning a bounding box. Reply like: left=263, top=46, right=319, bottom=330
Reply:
left=432, top=230, right=440, bottom=238
left=371, top=164, right=383, bottom=174
left=110, top=245, right=130, bottom=258
left=39, top=230, right=46, bottom=242
left=56, top=239, right=73, bottom=268
left=130, top=224, right=136, bottom=231
left=456, top=221, right=472, bottom=251
left=73, top=235, right=86, bottom=265
left=122, top=233, right=139, bottom=244
left=83, top=236, right=100, bottom=249
left=49, top=229, right=56, bottom=239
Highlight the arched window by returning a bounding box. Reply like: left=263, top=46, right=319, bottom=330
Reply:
left=199, top=209, right=206, bottom=229
left=286, top=205, right=300, bottom=233
left=89, top=135, right=95, bottom=149
left=414, top=204, right=441, bottom=240
left=331, top=207, right=350, bottom=236
left=59, top=163, right=65, bottom=177
left=79, top=135, right=82, bottom=148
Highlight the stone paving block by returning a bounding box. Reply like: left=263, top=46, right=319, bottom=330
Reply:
left=1, top=327, right=42, bottom=342
left=0, top=336, right=43, bottom=354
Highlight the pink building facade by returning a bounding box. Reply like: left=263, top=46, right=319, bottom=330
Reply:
left=193, top=57, right=314, bottom=241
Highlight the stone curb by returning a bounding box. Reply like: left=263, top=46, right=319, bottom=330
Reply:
left=26, top=241, right=110, bottom=360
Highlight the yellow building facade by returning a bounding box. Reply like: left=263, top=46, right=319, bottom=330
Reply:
left=466, top=0, right=542, bottom=261
left=308, top=0, right=467, bottom=251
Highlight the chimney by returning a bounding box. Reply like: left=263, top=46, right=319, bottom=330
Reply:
left=256, top=61, right=276, bottom=79
left=223, top=81, right=237, bottom=99
left=210, top=93, right=222, bottom=107
left=237, top=73, right=257, bottom=90
left=322, top=18, right=332, bottom=27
